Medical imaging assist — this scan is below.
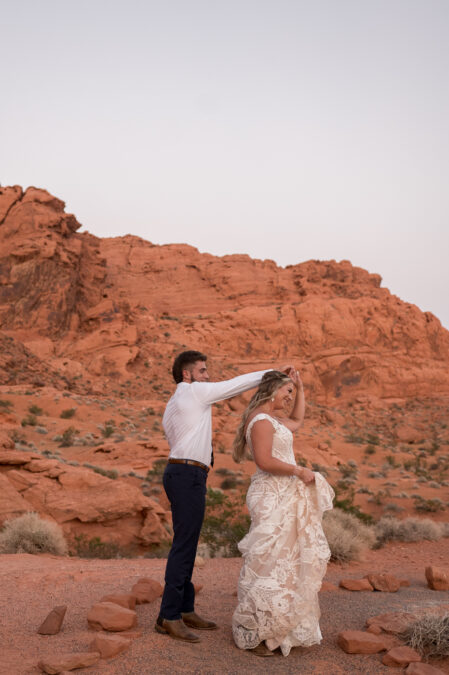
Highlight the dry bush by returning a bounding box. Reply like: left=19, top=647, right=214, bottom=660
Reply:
left=375, top=516, right=445, bottom=546
left=323, top=508, right=376, bottom=562
left=403, top=613, right=449, bottom=658
left=0, top=512, right=67, bottom=555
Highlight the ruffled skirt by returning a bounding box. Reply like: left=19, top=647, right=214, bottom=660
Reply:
left=232, top=472, right=334, bottom=656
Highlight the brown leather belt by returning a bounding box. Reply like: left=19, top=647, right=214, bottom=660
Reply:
left=168, top=458, right=210, bottom=473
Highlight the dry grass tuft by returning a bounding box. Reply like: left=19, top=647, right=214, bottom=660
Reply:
left=323, top=508, right=376, bottom=562
left=0, top=512, right=68, bottom=555
left=375, top=516, right=446, bottom=546
left=403, top=613, right=449, bottom=658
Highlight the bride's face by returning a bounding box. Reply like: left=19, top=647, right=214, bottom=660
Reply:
left=272, top=382, right=294, bottom=411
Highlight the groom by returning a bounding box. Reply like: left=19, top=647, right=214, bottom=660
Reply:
left=155, top=350, right=290, bottom=642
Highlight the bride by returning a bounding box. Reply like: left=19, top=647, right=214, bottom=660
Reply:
left=232, top=369, right=334, bottom=657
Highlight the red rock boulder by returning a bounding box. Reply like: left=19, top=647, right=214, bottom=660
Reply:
left=425, top=566, right=449, bottom=591
left=87, top=602, right=137, bottom=632
left=337, top=630, right=386, bottom=654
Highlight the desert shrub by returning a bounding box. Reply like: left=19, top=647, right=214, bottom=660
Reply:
left=200, top=487, right=250, bottom=557
left=383, top=503, right=404, bottom=513
left=344, top=433, right=364, bottom=444
left=322, top=508, right=376, bottom=562
left=71, top=534, right=122, bottom=559
left=414, top=496, right=445, bottom=513
left=83, top=463, right=118, bottom=480
left=375, top=516, right=444, bottom=545
left=59, top=426, right=77, bottom=447
left=338, top=463, right=357, bottom=479
left=0, top=399, right=13, bottom=411
left=146, top=458, right=167, bottom=483
left=101, top=420, right=115, bottom=438
left=60, top=408, right=76, bottom=419
left=21, top=414, right=37, bottom=427
left=220, top=477, right=238, bottom=490
left=215, top=467, right=231, bottom=475
left=28, top=405, right=43, bottom=415
left=403, top=613, right=449, bottom=658
left=331, top=482, right=373, bottom=524
left=0, top=512, right=67, bottom=555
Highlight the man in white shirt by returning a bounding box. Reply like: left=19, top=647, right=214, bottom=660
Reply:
left=155, top=350, right=287, bottom=643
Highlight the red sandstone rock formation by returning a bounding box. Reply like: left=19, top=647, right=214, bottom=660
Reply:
left=1, top=184, right=449, bottom=549
left=2, top=185, right=449, bottom=402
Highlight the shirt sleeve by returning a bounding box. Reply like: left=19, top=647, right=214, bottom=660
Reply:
left=191, top=370, right=271, bottom=406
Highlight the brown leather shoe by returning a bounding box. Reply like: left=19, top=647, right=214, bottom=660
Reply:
left=181, top=611, right=218, bottom=630
left=155, top=617, right=200, bottom=642
left=249, top=642, right=274, bottom=657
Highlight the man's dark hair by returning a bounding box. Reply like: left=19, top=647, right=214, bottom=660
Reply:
left=172, top=350, right=207, bottom=384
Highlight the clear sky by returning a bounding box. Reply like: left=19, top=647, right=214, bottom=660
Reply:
left=2, top=0, right=448, bottom=328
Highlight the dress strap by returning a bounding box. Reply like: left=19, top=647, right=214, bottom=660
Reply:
left=245, top=413, right=277, bottom=443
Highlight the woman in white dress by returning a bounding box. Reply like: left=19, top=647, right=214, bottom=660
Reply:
left=232, top=369, right=334, bottom=657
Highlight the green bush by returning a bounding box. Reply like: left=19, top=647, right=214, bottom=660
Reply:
left=414, top=496, right=445, bottom=513
left=28, top=405, right=43, bottom=415
left=322, top=508, right=376, bottom=562
left=146, top=458, right=167, bottom=483
left=200, top=487, right=250, bottom=557
left=220, top=477, right=238, bottom=490
left=83, top=463, right=118, bottom=480
left=59, top=426, right=77, bottom=447
left=71, top=534, right=122, bottom=559
left=0, top=399, right=13, bottom=411
left=21, top=414, right=37, bottom=427
left=60, top=408, right=76, bottom=419
left=0, top=512, right=67, bottom=555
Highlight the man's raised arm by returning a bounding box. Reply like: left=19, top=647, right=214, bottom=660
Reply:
left=191, top=370, right=271, bottom=406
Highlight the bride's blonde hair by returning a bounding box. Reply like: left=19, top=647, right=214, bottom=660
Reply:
left=232, top=370, right=293, bottom=463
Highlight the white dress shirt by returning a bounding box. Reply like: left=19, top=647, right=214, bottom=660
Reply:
left=162, top=370, right=270, bottom=466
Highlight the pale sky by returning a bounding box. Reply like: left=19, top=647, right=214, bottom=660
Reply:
left=2, top=0, right=448, bottom=329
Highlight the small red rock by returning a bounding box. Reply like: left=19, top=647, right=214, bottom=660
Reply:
left=100, top=594, right=137, bottom=610
left=38, top=651, right=100, bottom=674
left=87, top=602, right=137, bottom=632
left=366, top=624, right=382, bottom=635
left=337, top=630, right=386, bottom=654
left=366, top=612, right=416, bottom=634
left=381, top=634, right=403, bottom=651
left=37, top=605, right=67, bottom=635
left=339, top=578, right=374, bottom=591
left=425, top=566, right=449, bottom=591
left=120, top=629, right=143, bottom=639
left=130, top=578, right=163, bottom=604
left=365, top=573, right=401, bottom=592
left=320, top=581, right=339, bottom=592
left=382, top=646, right=421, bottom=667
left=406, top=663, right=446, bottom=674
left=90, top=633, right=131, bottom=659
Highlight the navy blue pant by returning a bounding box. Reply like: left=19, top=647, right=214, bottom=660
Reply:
left=159, top=463, right=207, bottom=620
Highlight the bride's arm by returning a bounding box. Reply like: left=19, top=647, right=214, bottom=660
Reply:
left=251, top=419, right=315, bottom=484
left=278, top=369, right=305, bottom=432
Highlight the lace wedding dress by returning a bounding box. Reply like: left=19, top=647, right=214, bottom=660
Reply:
left=232, top=413, right=334, bottom=657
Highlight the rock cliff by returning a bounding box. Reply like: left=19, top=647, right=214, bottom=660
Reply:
left=1, top=185, right=448, bottom=549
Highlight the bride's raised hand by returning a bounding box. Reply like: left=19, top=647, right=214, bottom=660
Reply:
left=289, top=369, right=304, bottom=390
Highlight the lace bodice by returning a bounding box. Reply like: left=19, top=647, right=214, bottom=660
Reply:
left=246, top=413, right=295, bottom=469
